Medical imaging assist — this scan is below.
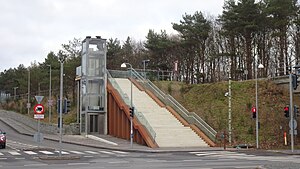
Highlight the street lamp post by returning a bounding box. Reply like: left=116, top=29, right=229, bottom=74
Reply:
left=59, top=59, right=64, bottom=157
left=255, top=62, right=264, bottom=149
left=47, top=65, right=52, bottom=123
left=121, top=62, right=134, bottom=148
left=142, top=59, right=150, bottom=79
left=27, top=69, right=30, bottom=115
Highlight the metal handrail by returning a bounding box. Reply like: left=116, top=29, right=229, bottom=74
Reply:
left=129, top=69, right=217, bottom=142
left=107, top=70, right=156, bottom=142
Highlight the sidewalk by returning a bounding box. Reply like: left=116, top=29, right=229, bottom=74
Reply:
left=0, top=116, right=150, bottom=152
left=0, top=112, right=219, bottom=153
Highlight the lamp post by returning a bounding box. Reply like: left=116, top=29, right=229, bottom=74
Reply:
left=121, top=62, right=133, bottom=148
left=58, top=54, right=65, bottom=157
left=27, top=69, right=30, bottom=115
left=142, top=59, right=150, bottom=79
left=255, top=62, right=264, bottom=149
left=13, top=87, right=18, bottom=100
left=47, top=65, right=52, bottom=123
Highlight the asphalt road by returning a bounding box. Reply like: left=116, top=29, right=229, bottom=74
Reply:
left=1, top=120, right=300, bottom=169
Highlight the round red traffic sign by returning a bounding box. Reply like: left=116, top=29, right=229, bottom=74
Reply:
left=34, top=104, right=44, bottom=114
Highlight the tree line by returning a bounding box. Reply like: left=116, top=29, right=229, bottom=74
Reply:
left=0, top=0, right=299, bottom=101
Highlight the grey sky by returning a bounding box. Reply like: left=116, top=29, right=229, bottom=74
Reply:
left=0, top=0, right=224, bottom=71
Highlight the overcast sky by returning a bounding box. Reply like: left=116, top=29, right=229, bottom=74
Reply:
left=0, top=0, right=224, bottom=71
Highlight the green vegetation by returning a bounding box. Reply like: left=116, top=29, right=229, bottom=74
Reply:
left=154, top=80, right=299, bottom=149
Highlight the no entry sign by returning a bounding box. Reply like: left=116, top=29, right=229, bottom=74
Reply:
left=34, top=104, right=45, bottom=119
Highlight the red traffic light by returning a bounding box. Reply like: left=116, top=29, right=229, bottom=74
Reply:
left=251, top=107, right=256, bottom=113
left=284, top=106, right=289, bottom=111
left=284, top=106, right=289, bottom=118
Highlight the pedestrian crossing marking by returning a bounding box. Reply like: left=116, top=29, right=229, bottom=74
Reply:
left=0, top=149, right=130, bottom=157
left=69, top=151, right=85, bottom=155
left=99, top=150, right=114, bottom=155
left=55, top=151, right=70, bottom=155
left=85, top=151, right=99, bottom=154
left=8, top=151, right=21, bottom=155
left=23, top=151, right=37, bottom=155
left=39, top=151, right=54, bottom=155
left=112, top=150, right=128, bottom=154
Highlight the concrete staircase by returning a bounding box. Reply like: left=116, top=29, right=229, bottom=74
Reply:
left=114, top=78, right=208, bottom=147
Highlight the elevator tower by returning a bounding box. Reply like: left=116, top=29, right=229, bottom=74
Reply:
left=80, top=36, right=107, bottom=135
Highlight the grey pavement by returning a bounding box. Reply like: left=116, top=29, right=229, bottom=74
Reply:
left=0, top=110, right=219, bottom=153
left=0, top=110, right=299, bottom=154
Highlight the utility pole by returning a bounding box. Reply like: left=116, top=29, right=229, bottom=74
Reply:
left=59, top=56, right=64, bottom=157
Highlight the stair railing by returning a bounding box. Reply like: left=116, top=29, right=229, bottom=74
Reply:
left=129, top=69, right=217, bottom=142
left=107, top=70, right=156, bottom=142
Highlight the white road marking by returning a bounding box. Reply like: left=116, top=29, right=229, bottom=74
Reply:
left=8, top=151, right=21, bottom=155
left=55, top=151, right=70, bottom=155
left=69, top=151, right=85, bottom=155
left=99, top=151, right=114, bottom=155
left=23, top=151, right=38, bottom=155
left=39, top=151, right=54, bottom=155
left=112, top=150, right=128, bottom=154
left=0, top=152, right=3, bottom=156
left=15, top=157, right=25, bottom=160
left=85, top=151, right=99, bottom=154
left=24, top=164, right=48, bottom=167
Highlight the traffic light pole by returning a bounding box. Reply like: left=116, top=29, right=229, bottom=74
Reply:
left=255, top=63, right=259, bottom=149
left=59, top=60, right=64, bottom=157
left=289, top=73, right=294, bottom=152
left=130, top=66, right=133, bottom=148
left=228, top=67, right=232, bottom=145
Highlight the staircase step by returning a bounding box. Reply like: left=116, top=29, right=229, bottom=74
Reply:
left=115, top=78, right=209, bottom=147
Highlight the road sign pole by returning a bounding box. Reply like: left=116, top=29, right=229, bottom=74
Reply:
left=38, top=119, right=40, bottom=143
left=33, top=103, right=45, bottom=144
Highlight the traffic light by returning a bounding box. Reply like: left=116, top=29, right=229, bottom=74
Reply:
left=292, top=74, right=298, bottom=90
left=294, top=105, right=299, bottom=118
left=63, top=98, right=71, bottom=113
left=129, top=107, right=134, bottom=117
left=251, top=107, right=256, bottom=119
left=284, top=106, right=289, bottom=118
